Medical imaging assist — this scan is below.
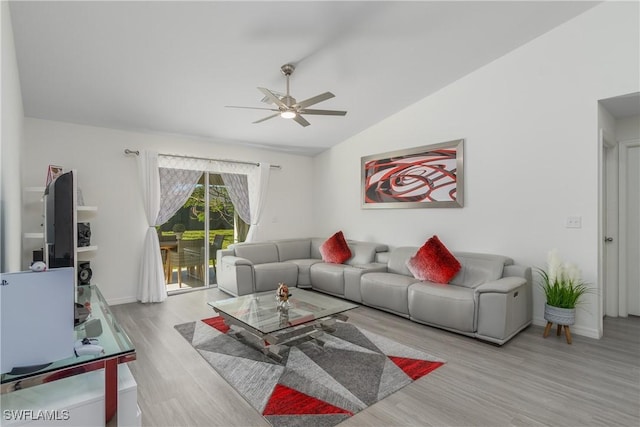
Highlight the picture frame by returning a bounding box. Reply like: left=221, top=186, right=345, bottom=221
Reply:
left=361, top=139, right=464, bottom=209
left=45, top=165, right=63, bottom=187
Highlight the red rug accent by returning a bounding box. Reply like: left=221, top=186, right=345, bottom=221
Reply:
left=202, top=316, right=230, bottom=334
left=388, top=356, right=445, bottom=380
left=263, top=384, right=353, bottom=416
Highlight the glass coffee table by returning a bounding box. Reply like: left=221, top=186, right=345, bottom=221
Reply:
left=208, top=288, right=358, bottom=360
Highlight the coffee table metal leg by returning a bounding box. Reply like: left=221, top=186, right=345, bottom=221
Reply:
left=216, top=312, right=351, bottom=361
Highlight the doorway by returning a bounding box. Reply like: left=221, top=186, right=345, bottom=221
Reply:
left=159, top=172, right=241, bottom=293
left=598, top=92, right=640, bottom=327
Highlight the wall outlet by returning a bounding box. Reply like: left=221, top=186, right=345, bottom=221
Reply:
left=566, top=216, right=582, bottom=228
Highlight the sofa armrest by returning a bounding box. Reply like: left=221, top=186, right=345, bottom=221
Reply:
left=217, top=255, right=255, bottom=296
left=343, top=263, right=388, bottom=303
left=475, top=276, right=531, bottom=344
left=475, top=276, right=526, bottom=294
left=221, top=256, right=253, bottom=267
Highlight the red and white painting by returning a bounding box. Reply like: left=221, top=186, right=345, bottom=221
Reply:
left=361, top=139, right=464, bottom=209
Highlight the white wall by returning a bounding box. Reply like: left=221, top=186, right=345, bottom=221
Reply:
left=312, top=2, right=639, bottom=338
left=22, top=118, right=315, bottom=304
left=1, top=1, right=24, bottom=272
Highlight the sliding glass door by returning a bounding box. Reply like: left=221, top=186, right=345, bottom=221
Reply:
left=159, top=172, right=236, bottom=293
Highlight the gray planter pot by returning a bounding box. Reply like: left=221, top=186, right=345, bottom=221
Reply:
left=544, top=303, right=576, bottom=325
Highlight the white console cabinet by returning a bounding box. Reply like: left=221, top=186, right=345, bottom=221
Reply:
left=0, top=365, right=140, bottom=427
left=1, top=285, right=139, bottom=426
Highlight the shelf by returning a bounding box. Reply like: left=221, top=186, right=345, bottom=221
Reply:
left=77, top=245, right=98, bottom=253
left=77, top=206, right=97, bottom=212
left=24, top=186, right=45, bottom=193
left=23, top=232, right=44, bottom=239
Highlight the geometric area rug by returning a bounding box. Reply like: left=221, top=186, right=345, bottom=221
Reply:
left=175, top=316, right=445, bottom=427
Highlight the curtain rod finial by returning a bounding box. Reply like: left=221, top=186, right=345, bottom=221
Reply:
left=124, top=149, right=140, bottom=156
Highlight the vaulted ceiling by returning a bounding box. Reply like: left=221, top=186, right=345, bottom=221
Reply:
left=9, top=1, right=600, bottom=155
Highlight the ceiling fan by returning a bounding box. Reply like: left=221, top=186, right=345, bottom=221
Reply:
left=226, top=64, right=347, bottom=127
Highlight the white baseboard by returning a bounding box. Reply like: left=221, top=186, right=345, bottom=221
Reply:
left=532, top=317, right=601, bottom=339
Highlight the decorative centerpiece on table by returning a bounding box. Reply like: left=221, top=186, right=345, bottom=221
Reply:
left=276, top=283, right=291, bottom=310
left=172, top=223, right=186, bottom=240
left=538, top=249, right=591, bottom=344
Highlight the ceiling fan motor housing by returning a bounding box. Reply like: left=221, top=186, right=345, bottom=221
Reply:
left=281, top=95, right=296, bottom=108
left=280, top=64, right=295, bottom=76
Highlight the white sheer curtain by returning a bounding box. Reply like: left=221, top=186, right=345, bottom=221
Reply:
left=246, top=162, right=270, bottom=242
left=221, top=173, right=250, bottom=224
left=157, top=157, right=271, bottom=243
left=137, top=150, right=166, bottom=303
left=157, top=168, right=203, bottom=225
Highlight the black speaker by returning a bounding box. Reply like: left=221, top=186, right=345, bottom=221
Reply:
left=32, top=249, right=44, bottom=263
left=77, top=223, right=91, bottom=247
left=78, top=261, right=92, bottom=285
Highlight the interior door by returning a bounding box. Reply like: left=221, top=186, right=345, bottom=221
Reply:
left=620, top=139, right=640, bottom=316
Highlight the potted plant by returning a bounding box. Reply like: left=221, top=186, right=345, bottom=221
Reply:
left=172, top=223, right=186, bottom=240
left=538, top=249, right=591, bottom=343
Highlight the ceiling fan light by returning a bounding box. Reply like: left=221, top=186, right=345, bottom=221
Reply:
left=280, top=110, right=296, bottom=119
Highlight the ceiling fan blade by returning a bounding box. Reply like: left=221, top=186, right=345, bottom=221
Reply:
left=260, top=90, right=285, bottom=104
left=293, top=114, right=311, bottom=127
left=252, top=113, right=280, bottom=124
left=226, top=105, right=280, bottom=112
left=296, top=92, right=335, bottom=109
left=299, top=109, right=347, bottom=116
left=258, top=87, right=287, bottom=109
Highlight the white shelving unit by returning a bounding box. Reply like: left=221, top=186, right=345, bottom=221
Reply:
left=24, top=171, right=97, bottom=289
left=22, top=187, right=45, bottom=242
left=72, top=170, right=97, bottom=288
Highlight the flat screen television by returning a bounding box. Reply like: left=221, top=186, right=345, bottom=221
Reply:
left=44, top=171, right=74, bottom=268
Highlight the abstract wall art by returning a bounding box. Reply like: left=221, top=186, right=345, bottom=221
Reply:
left=361, top=139, right=464, bottom=209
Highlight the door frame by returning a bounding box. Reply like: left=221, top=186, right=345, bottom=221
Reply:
left=598, top=128, right=617, bottom=334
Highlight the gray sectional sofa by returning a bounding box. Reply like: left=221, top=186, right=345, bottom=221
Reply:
left=216, top=238, right=532, bottom=344
left=216, top=238, right=388, bottom=297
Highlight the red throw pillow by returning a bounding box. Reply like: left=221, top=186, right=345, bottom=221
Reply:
left=406, top=236, right=461, bottom=284
left=319, top=231, right=352, bottom=264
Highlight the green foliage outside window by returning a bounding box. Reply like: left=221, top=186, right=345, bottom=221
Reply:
left=184, top=185, right=234, bottom=229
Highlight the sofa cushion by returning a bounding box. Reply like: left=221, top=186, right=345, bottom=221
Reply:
left=450, top=253, right=508, bottom=288
left=275, top=239, right=311, bottom=261
left=319, top=231, right=352, bottom=264
left=387, top=247, right=418, bottom=276
left=310, top=238, right=325, bottom=259
left=233, top=243, right=279, bottom=265
left=310, top=263, right=346, bottom=296
left=253, top=262, right=298, bottom=292
left=284, top=258, right=323, bottom=287
left=345, top=241, right=388, bottom=266
left=361, top=272, right=419, bottom=316
left=408, top=282, right=475, bottom=332
left=406, top=236, right=461, bottom=284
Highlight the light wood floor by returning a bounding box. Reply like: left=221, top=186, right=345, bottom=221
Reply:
left=110, top=288, right=640, bottom=427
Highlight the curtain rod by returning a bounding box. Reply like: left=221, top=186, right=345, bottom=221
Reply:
left=123, top=149, right=281, bottom=169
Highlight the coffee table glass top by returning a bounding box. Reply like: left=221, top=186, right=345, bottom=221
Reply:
left=208, top=288, right=358, bottom=335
